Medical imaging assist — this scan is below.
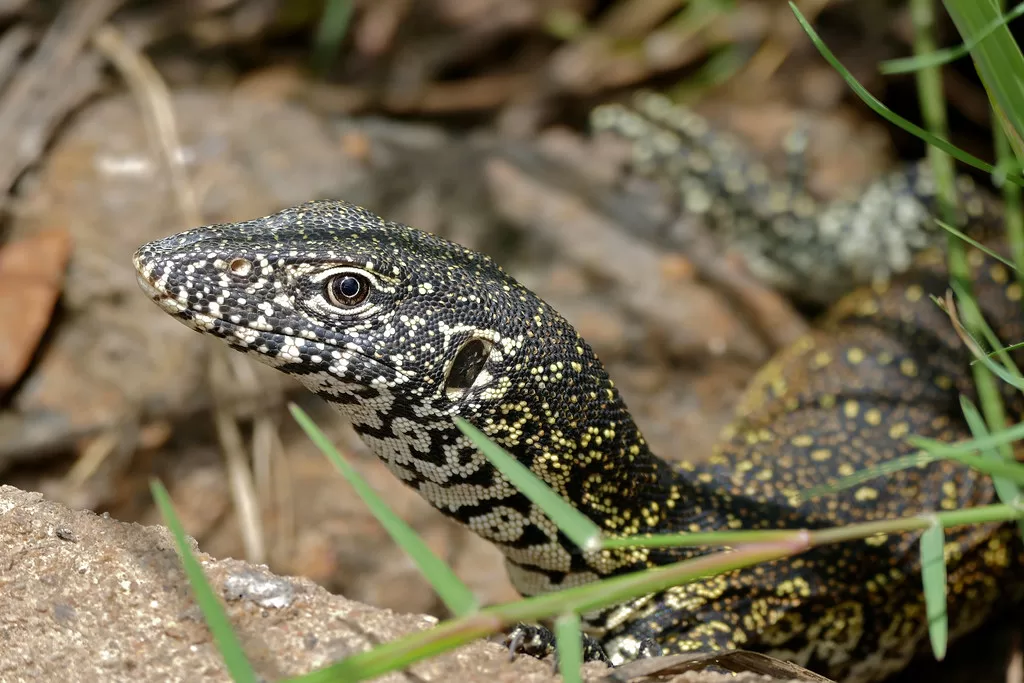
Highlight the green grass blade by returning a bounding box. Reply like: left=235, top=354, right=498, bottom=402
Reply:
left=951, top=280, right=1024, bottom=374
left=541, top=7, right=587, bottom=40
left=909, top=0, right=956, bottom=223
left=555, top=613, right=584, bottom=683
left=615, top=503, right=1024, bottom=552
left=796, top=438, right=1024, bottom=500
left=290, top=404, right=478, bottom=617
left=454, top=416, right=603, bottom=552
left=150, top=479, right=258, bottom=683
left=294, top=503, right=1024, bottom=682
left=913, top=442, right=1024, bottom=484
left=300, top=538, right=804, bottom=682
left=669, top=45, right=749, bottom=100
left=788, top=2, right=1023, bottom=184
left=919, top=519, right=949, bottom=661
left=989, top=339, right=1024, bottom=354
left=601, top=527, right=802, bottom=549
left=934, top=221, right=1022, bottom=272
left=949, top=325, right=1024, bottom=391
left=312, top=0, right=354, bottom=75
left=881, top=2, right=1024, bottom=74
left=973, top=325, right=1024, bottom=379
left=908, top=419, right=1024, bottom=459
left=965, top=352, right=1024, bottom=392
left=994, top=86, right=1024, bottom=282
left=960, top=396, right=1024, bottom=540
left=944, top=0, right=1024, bottom=154
left=795, top=452, right=941, bottom=500
left=908, top=0, right=1018, bottom=519
left=945, top=280, right=1024, bottom=391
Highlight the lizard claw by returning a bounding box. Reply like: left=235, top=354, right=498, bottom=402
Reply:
left=504, top=623, right=556, bottom=660
left=504, top=623, right=610, bottom=667
left=637, top=637, right=662, bottom=659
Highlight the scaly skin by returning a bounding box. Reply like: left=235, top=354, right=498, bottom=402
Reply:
left=133, top=118, right=1024, bottom=683
left=591, top=92, right=1002, bottom=302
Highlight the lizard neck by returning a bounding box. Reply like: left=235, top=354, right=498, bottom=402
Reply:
left=334, top=373, right=762, bottom=594
left=298, top=289, right=763, bottom=593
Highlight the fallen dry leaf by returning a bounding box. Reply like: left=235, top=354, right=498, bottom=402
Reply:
left=0, top=228, right=72, bottom=394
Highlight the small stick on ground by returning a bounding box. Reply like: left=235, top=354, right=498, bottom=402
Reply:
left=0, top=0, right=124, bottom=207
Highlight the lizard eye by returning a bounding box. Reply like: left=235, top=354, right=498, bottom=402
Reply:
left=326, top=272, right=371, bottom=307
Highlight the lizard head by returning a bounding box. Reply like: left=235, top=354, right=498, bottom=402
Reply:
left=133, top=199, right=663, bottom=581
left=133, top=200, right=587, bottom=417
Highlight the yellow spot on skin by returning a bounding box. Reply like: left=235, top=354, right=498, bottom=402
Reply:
left=865, top=409, right=883, bottom=426
left=812, top=351, right=832, bottom=368
left=771, top=378, right=787, bottom=397
left=888, top=422, right=909, bottom=439
left=857, top=298, right=879, bottom=316
left=794, top=335, right=816, bottom=352
left=899, top=358, right=918, bottom=378
left=1008, top=283, right=1022, bottom=301
left=791, top=434, right=814, bottom=448
left=846, top=347, right=865, bottom=365
left=984, top=538, right=1010, bottom=568
left=855, top=487, right=878, bottom=502
left=990, top=264, right=1008, bottom=284
left=776, top=577, right=812, bottom=597
left=934, top=375, right=953, bottom=390
left=904, top=284, right=924, bottom=302
left=811, top=449, right=832, bottom=462
left=844, top=401, right=859, bottom=419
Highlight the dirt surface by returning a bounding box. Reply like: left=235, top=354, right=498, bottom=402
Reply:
left=0, top=483, right=813, bottom=683
left=3, top=479, right=1020, bottom=683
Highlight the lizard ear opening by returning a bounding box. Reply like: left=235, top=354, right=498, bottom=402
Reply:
left=445, top=338, right=493, bottom=399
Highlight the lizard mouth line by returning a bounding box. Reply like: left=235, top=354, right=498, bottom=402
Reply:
left=133, top=264, right=414, bottom=380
